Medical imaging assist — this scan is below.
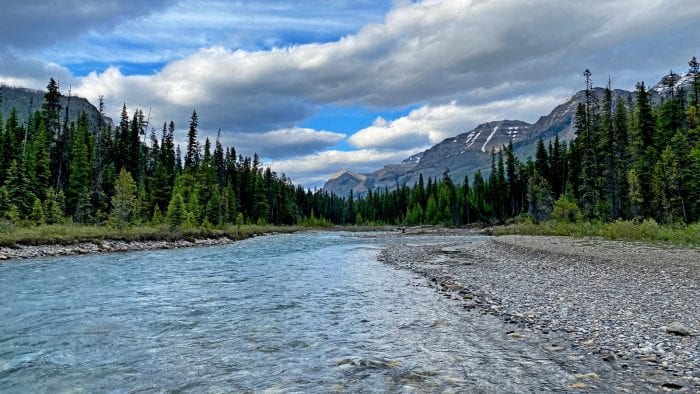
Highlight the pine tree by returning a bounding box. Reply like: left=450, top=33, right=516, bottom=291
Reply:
left=151, top=205, right=164, bottom=225
left=74, top=188, right=92, bottom=224
left=0, top=186, right=9, bottom=218
left=114, top=104, right=128, bottom=171
left=535, top=138, right=549, bottom=180
left=126, top=110, right=143, bottom=181
left=0, top=112, right=4, bottom=182
left=527, top=172, right=554, bottom=223
left=43, top=187, right=64, bottom=224
left=42, top=78, right=61, bottom=139
left=214, top=130, right=226, bottom=186
left=30, top=118, right=51, bottom=201
left=111, top=169, right=136, bottom=230
left=205, top=185, right=222, bottom=226
left=345, top=189, right=355, bottom=224
left=30, top=197, right=45, bottom=225
left=5, top=159, right=35, bottom=218
left=167, top=192, right=187, bottom=229
left=650, top=147, right=683, bottom=224
left=629, top=82, right=657, bottom=217
left=425, top=194, right=439, bottom=225
left=1, top=108, right=21, bottom=182
left=184, top=110, right=199, bottom=170
left=66, top=113, right=91, bottom=217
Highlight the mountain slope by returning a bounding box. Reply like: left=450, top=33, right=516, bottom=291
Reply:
left=0, top=85, right=110, bottom=129
left=324, top=86, right=649, bottom=197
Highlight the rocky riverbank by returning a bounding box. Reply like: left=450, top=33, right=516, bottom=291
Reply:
left=379, top=233, right=700, bottom=392
left=0, top=237, right=240, bottom=261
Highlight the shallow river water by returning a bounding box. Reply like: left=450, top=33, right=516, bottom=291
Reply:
left=0, top=232, right=608, bottom=392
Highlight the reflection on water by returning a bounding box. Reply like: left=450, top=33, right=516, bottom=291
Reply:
left=0, top=232, right=587, bottom=392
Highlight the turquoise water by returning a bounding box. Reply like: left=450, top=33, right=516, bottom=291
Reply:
left=0, top=232, right=580, bottom=392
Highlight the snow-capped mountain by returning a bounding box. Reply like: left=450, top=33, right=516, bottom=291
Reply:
left=323, top=88, right=638, bottom=197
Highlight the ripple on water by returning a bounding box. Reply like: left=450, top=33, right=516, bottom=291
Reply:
left=0, top=232, right=612, bottom=392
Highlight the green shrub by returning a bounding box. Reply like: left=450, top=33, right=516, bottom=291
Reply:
left=552, top=194, right=583, bottom=223
left=495, top=218, right=700, bottom=245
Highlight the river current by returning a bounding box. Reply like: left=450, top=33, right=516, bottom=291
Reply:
left=1, top=232, right=587, bottom=392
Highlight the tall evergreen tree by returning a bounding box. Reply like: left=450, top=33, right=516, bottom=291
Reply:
left=5, top=159, right=35, bottom=218
left=66, top=113, right=91, bottom=217
left=111, top=169, right=136, bottom=230
left=29, top=118, right=51, bottom=201
left=184, top=110, right=199, bottom=170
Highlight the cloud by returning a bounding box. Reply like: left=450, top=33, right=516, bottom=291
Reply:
left=0, top=0, right=174, bottom=50
left=37, top=0, right=391, bottom=67
left=219, top=127, right=345, bottom=159
left=269, top=148, right=420, bottom=187
left=69, top=0, right=700, bottom=134
left=0, top=51, right=72, bottom=90
left=348, top=93, right=569, bottom=150
left=2, top=0, right=700, bottom=189
left=0, top=1, right=173, bottom=90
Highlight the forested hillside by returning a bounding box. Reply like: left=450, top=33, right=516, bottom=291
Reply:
left=1, top=56, right=699, bottom=231
left=0, top=78, right=340, bottom=228
left=348, top=59, right=700, bottom=227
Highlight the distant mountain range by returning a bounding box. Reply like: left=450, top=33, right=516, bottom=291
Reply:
left=0, top=85, right=110, bottom=130
left=322, top=73, right=690, bottom=197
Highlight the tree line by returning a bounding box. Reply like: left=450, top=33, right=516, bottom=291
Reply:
left=0, top=56, right=698, bottom=229
left=0, top=78, right=335, bottom=228
left=315, top=57, right=700, bottom=227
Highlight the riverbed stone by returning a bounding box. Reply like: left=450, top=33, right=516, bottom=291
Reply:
left=665, top=322, right=691, bottom=337
left=378, top=233, right=700, bottom=392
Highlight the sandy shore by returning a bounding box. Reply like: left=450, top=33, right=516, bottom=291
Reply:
left=379, top=232, right=700, bottom=392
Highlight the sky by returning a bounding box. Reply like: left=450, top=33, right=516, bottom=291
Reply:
left=1, top=0, right=699, bottom=188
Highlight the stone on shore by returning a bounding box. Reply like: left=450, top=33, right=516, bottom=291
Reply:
left=665, top=322, right=691, bottom=337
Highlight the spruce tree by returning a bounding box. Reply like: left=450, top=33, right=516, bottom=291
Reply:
left=41, top=78, right=61, bottom=141
left=30, top=118, right=51, bottom=201
left=214, top=130, right=226, bottom=186
left=5, top=159, right=35, bottom=218
left=184, top=110, right=199, bottom=170
left=1, top=109, right=20, bottom=182
left=535, top=138, right=549, bottom=180
left=111, top=169, right=136, bottom=230
left=167, top=192, right=187, bottom=229
left=205, top=185, right=222, bottom=226
left=74, top=189, right=92, bottom=224
left=66, top=113, right=91, bottom=217
left=115, top=104, right=129, bottom=171
left=30, top=197, right=45, bottom=225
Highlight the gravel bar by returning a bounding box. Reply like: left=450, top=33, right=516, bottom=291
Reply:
left=379, top=233, right=699, bottom=392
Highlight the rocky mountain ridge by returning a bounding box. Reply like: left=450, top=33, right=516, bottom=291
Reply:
left=323, top=85, right=668, bottom=197
left=0, top=85, right=110, bottom=130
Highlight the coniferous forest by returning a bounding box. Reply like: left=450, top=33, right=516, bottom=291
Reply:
left=0, top=57, right=699, bottom=235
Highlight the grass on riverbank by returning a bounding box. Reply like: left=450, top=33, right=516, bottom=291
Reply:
left=0, top=222, right=310, bottom=247
left=493, top=219, right=700, bottom=246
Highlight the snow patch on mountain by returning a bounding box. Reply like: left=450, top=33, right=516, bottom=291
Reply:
left=482, top=125, right=499, bottom=152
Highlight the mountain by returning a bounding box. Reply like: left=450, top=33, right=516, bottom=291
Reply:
left=651, top=71, right=697, bottom=96
left=322, top=169, right=368, bottom=197
left=0, top=85, right=111, bottom=129
left=324, top=86, right=649, bottom=197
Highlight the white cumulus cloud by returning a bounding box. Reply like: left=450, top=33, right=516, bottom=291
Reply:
left=348, top=93, right=569, bottom=150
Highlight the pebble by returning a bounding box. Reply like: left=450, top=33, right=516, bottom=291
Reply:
left=379, top=233, right=700, bottom=391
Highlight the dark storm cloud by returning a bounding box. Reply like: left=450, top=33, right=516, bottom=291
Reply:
left=0, top=0, right=174, bottom=49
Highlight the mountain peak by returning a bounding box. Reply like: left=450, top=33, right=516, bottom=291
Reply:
left=328, top=169, right=366, bottom=181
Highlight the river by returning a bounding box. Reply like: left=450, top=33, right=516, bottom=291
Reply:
left=1, top=232, right=601, bottom=392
